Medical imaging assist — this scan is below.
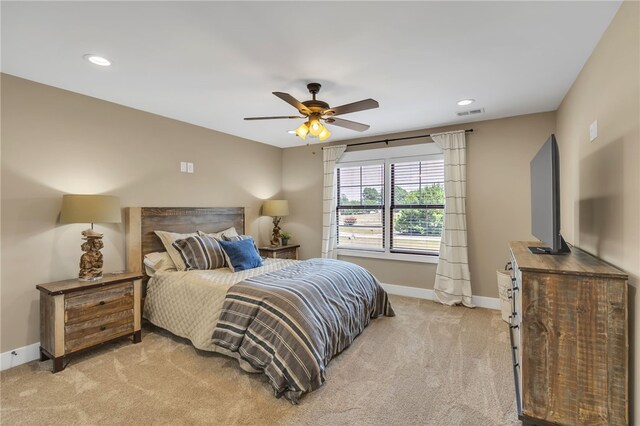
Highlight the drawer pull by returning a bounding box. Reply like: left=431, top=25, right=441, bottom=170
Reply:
left=100, top=326, right=107, bottom=331
left=510, top=325, right=519, bottom=330
left=99, top=301, right=106, bottom=306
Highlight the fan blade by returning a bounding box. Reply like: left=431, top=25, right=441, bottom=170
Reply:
left=325, top=117, right=370, bottom=132
left=273, top=92, right=311, bottom=114
left=328, top=98, right=379, bottom=116
left=244, top=116, right=303, bottom=120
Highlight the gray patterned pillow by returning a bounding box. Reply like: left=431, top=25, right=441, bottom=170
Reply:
left=172, top=235, right=227, bottom=270
left=224, top=234, right=250, bottom=242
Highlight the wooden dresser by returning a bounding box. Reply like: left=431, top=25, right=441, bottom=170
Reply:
left=36, top=272, right=143, bottom=372
left=508, top=241, right=628, bottom=426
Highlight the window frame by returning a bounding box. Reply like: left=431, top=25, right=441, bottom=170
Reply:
left=336, top=146, right=444, bottom=264
left=335, top=159, right=386, bottom=252
left=389, top=159, right=445, bottom=256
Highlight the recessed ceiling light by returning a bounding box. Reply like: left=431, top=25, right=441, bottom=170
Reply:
left=287, top=130, right=297, bottom=135
left=457, top=99, right=475, bottom=106
left=83, top=54, right=111, bottom=67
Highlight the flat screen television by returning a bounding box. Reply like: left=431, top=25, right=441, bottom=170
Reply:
left=529, top=134, right=570, bottom=254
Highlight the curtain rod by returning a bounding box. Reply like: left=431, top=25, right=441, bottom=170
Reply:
left=321, top=128, right=474, bottom=150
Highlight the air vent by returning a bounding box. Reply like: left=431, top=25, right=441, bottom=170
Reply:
left=457, top=108, right=484, bottom=117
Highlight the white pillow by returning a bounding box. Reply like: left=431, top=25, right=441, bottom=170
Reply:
left=154, top=230, right=199, bottom=271
left=198, top=226, right=239, bottom=240
left=143, top=251, right=177, bottom=277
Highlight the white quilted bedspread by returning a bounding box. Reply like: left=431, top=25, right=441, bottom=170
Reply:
left=144, top=258, right=300, bottom=354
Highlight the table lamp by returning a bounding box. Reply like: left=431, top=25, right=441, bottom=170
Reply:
left=262, top=200, right=289, bottom=246
left=60, top=194, right=121, bottom=281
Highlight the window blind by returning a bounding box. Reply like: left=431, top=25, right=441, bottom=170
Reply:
left=336, top=164, right=385, bottom=250
left=391, top=159, right=445, bottom=254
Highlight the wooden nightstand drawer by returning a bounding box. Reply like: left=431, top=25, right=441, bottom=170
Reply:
left=276, top=249, right=297, bottom=259
left=65, top=282, right=134, bottom=324
left=65, top=309, right=134, bottom=353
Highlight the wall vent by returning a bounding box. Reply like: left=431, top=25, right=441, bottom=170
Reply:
left=457, top=108, right=484, bottom=117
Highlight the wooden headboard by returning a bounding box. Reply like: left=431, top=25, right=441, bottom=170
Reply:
left=125, top=207, right=245, bottom=280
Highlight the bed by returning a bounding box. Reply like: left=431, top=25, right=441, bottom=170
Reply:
left=125, top=207, right=394, bottom=403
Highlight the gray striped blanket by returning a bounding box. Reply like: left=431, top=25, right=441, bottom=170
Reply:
left=212, top=258, right=395, bottom=403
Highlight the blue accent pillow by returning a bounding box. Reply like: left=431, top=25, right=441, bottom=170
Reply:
left=218, top=238, right=263, bottom=272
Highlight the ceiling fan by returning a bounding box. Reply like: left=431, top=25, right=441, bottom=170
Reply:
left=244, top=83, right=379, bottom=141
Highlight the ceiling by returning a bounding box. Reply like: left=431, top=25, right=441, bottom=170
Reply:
left=1, top=1, right=621, bottom=148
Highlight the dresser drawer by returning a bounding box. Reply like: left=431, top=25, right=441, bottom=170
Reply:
left=65, top=309, right=134, bottom=353
left=65, top=282, right=134, bottom=324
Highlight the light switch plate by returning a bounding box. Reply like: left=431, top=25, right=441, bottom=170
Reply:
left=589, top=120, right=598, bottom=142
left=180, top=162, right=187, bottom=172
left=187, top=162, right=194, bottom=173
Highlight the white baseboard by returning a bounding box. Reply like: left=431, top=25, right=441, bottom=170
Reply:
left=381, top=283, right=500, bottom=310
left=381, top=283, right=435, bottom=300
left=1, top=342, right=41, bottom=371
left=471, top=295, right=501, bottom=310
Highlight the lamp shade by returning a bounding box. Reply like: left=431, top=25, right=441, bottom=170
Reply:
left=60, top=194, right=121, bottom=224
left=295, top=122, right=309, bottom=140
left=262, top=199, right=289, bottom=217
left=318, top=126, right=331, bottom=141
left=308, top=117, right=323, bottom=136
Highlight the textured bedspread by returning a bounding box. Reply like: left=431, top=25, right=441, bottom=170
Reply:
left=212, top=258, right=395, bottom=403
left=144, top=258, right=299, bottom=354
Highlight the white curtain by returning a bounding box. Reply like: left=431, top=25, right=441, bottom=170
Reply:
left=321, top=145, right=347, bottom=259
left=431, top=131, right=474, bottom=307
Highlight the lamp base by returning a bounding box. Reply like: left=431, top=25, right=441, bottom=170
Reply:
left=79, top=234, right=104, bottom=282
left=270, top=216, right=282, bottom=247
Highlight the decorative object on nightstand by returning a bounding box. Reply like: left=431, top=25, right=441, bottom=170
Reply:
left=36, top=272, right=144, bottom=373
left=262, top=199, right=289, bottom=247
left=259, top=244, right=299, bottom=260
left=280, top=231, right=292, bottom=246
left=60, top=194, right=121, bottom=281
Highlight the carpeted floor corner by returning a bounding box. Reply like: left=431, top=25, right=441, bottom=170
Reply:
left=0, top=296, right=519, bottom=425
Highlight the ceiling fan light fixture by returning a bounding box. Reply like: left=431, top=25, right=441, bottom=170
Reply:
left=308, top=116, right=323, bottom=136
left=245, top=82, right=379, bottom=144
left=295, top=122, right=309, bottom=140
left=318, top=126, right=331, bottom=141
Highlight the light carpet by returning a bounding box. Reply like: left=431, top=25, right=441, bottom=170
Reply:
left=0, top=295, right=519, bottom=425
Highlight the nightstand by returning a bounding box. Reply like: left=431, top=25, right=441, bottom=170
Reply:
left=259, top=244, right=300, bottom=260
left=36, top=272, right=144, bottom=373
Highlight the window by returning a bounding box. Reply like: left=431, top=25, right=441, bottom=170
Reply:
left=391, top=160, right=445, bottom=255
left=336, top=145, right=445, bottom=261
left=337, top=163, right=385, bottom=250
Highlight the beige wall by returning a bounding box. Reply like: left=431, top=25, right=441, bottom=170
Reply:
left=0, top=74, right=283, bottom=352
left=282, top=112, right=556, bottom=298
left=555, top=1, right=639, bottom=422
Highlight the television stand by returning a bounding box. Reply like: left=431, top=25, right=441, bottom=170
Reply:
left=509, top=241, right=628, bottom=425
